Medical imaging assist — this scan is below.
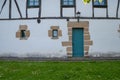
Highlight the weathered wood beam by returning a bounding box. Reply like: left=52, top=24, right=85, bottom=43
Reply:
left=60, top=0, right=62, bottom=17
left=92, top=0, right=94, bottom=18
left=26, top=0, right=28, bottom=18
left=116, top=0, right=120, bottom=18
left=0, top=17, right=120, bottom=21
left=14, top=0, right=22, bottom=18
left=74, top=0, right=76, bottom=17
left=38, top=0, right=41, bottom=18
left=0, top=0, right=7, bottom=14
left=106, top=0, right=108, bottom=17
left=9, top=0, right=12, bottom=19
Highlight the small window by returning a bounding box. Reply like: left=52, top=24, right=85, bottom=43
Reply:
left=48, top=26, right=62, bottom=39
left=27, top=0, right=40, bottom=8
left=52, top=30, right=58, bottom=38
left=62, top=0, right=75, bottom=7
left=16, top=25, right=30, bottom=40
left=94, top=0, right=107, bottom=7
left=21, top=30, right=26, bottom=39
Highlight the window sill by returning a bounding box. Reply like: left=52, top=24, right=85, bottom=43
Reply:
left=27, top=6, right=40, bottom=8
left=52, top=37, right=59, bottom=40
left=61, top=5, right=75, bottom=7
left=20, top=37, right=28, bottom=40
left=93, top=5, right=107, bottom=8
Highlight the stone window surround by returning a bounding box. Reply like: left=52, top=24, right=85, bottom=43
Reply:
left=16, top=25, right=30, bottom=40
left=62, top=21, right=93, bottom=57
left=48, top=26, right=62, bottom=39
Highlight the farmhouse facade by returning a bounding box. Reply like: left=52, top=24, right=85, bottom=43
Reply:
left=0, top=0, right=120, bottom=58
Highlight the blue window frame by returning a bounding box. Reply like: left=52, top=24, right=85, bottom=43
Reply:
left=27, top=0, right=40, bottom=8
left=94, top=0, right=107, bottom=7
left=62, top=0, right=75, bottom=7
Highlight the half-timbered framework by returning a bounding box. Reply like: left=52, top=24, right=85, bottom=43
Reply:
left=0, top=0, right=120, bottom=21
left=0, top=0, right=120, bottom=58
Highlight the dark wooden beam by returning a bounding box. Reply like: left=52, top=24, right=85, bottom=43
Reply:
left=60, top=0, right=63, bottom=17
left=14, top=0, right=22, bottom=18
left=92, top=0, right=94, bottom=17
left=74, top=0, right=76, bottom=17
left=116, top=0, right=120, bottom=18
left=0, top=0, right=7, bottom=14
left=9, top=0, right=12, bottom=19
left=106, top=0, right=108, bottom=17
left=38, top=0, right=41, bottom=18
left=0, top=17, right=120, bottom=21
left=26, top=0, right=28, bottom=18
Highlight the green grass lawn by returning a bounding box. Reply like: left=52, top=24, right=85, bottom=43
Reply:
left=0, top=60, right=120, bottom=80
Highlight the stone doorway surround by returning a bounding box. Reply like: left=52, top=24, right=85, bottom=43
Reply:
left=62, top=21, right=93, bottom=57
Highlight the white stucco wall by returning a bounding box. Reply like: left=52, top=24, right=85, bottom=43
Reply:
left=0, top=20, right=68, bottom=57
left=0, top=0, right=120, bottom=57
left=89, top=20, right=120, bottom=57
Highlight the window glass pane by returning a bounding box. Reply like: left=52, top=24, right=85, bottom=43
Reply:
left=21, top=30, right=26, bottom=38
left=35, top=2, right=39, bottom=6
left=94, top=0, right=99, bottom=5
left=63, top=0, right=68, bottom=1
left=35, top=0, right=39, bottom=6
left=29, top=2, right=34, bottom=6
left=29, top=0, right=33, bottom=2
left=63, top=1, right=68, bottom=5
left=35, top=0, right=39, bottom=1
left=62, top=0, right=74, bottom=6
left=69, top=1, right=74, bottom=5
left=28, top=0, right=39, bottom=7
left=94, top=0, right=106, bottom=6
left=53, top=30, right=58, bottom=37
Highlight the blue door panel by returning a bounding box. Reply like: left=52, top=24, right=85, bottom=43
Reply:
left=72, top=28, right=84, bottom=57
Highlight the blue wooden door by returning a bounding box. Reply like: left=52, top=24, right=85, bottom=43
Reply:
left=72, top=28, right=84, bottom=57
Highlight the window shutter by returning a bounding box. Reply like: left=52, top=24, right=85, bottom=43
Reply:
left=26, top=30, right=30, bottom=37
left=48, top=30, right=52, bottom=37
left=118, top=30, right=120, bottom=32
left=16, top=31, right=21, bottom=38
left=58, top=30, right=62, bottom=36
